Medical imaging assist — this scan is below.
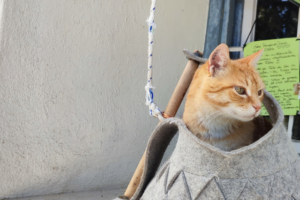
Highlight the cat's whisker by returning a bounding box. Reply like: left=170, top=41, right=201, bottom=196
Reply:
left=183, top=43, right=271, bottom=151
left=205, top=112, right=220, bottom=124
left=209, top=112, right=227, bottom=125
left=205, top=112, right=223, bottom=127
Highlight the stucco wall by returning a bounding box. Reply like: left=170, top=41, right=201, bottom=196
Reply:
left=0, top=0, right=209, bottom=198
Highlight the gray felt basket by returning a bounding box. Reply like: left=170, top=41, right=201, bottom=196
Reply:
left=130, top=90, right=300, bottom=200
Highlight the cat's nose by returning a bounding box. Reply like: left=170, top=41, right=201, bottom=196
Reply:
left=253, top=105, right=261, bottom=112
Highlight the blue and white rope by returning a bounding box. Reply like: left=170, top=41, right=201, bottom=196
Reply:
left=145, top=0, right=164, bottom=121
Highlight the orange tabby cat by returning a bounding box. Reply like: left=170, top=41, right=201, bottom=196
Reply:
left=183, top=44, right=272, bottom=151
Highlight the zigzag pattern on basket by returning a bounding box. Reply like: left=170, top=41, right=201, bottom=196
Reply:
left=141, top=162, right=300, bottom=200
left=132, top=91, right=300, bottom=200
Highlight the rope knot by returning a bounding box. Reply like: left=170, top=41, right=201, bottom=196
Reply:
left=144, top=0, right=164, bottom=121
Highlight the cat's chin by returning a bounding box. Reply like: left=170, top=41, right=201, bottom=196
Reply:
left=228, top=112, right=255, bottom=122
left=230, top=110, right=261, bottom=122
left=238, top=115, right=255, bottom=122
left=237, top=112, right=261, bottom=122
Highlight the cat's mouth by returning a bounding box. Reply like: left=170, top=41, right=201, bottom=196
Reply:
left=231, top=111, right=259, bottom=121
left=242, top=112, right=261, bottom=121
left=239, top=115, right=255, bottom=121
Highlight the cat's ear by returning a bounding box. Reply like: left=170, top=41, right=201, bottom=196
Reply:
left=248, top=49, right=264, bottom=68
left=208, top=44, right=230, bottom=76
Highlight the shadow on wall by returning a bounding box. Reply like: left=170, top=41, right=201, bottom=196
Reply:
left=4, top=154, right=134, bottom=198
left=4, top=130, right=179, bottom=199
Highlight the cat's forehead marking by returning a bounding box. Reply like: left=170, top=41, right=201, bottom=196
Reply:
left=245, top=79, right=249, bottom=86
left=246, top=78, right=252, bottom=87
left=245, top=70, right=261, bottom=86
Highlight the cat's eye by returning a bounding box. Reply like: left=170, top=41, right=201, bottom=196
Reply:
left=258, top=89, right=263, bottom=96
left=235, top=87, right=246, bottom=95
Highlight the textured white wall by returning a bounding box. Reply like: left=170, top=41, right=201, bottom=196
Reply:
left=0, top=0, right=209, bottom=198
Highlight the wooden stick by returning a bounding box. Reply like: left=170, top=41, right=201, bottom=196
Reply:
left=122, top=52, right=202, bottom=199
left=164, top=52, right=202, bottom=117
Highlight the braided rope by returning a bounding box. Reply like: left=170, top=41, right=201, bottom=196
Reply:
left=145, top=0, right=165, bottom=121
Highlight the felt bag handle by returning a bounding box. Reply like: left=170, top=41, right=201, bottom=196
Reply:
left=130, top=119, right=180, bottom=200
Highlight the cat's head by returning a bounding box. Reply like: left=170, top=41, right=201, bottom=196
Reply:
left=185, top=44, right=265, bottom=123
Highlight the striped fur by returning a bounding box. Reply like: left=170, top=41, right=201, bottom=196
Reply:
left=183, top=44, right=269, bottom=151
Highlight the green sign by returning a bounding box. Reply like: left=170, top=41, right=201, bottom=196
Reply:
left=244, top=38, right=300, bottom=116
left=289, top=0, right=300, bottom=6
